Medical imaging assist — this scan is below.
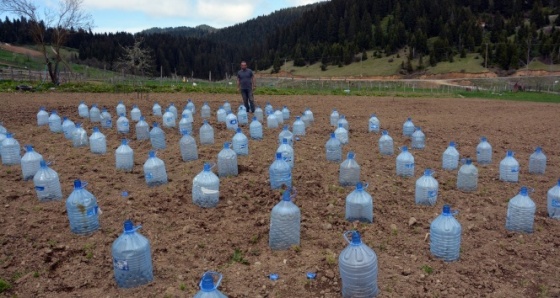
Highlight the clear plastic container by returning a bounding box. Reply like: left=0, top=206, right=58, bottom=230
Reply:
left=326, top=133, right=342, bottom=162
left=143, top=151, right=168, bottom=187
left=402, top=117, right=415, bottom=137
left=217, top=142, right=238, bottom=177
left=476, top=137, right=492, bottom=165
left=338, top=231, right=379, bottom=298
left=415, top=169, right=438, bottom=206
left=89, top=127, right=107, bottom=154
left=33, top=160, right=63, bottom=201
left=269, top=189, right=300, bottom=250
left=193, top=271, right=227, bottom=298
left=335, top=123, right=349, bottom=145
left=345, top=182, right=373, bottom=223
left=232, top=128, right=249, bottom=156
left=528, top=147, right=546, bottom=175
left=339, top=152, right=360, bottom=186
left=378, top=130, right=394, bottom=155
left=21, top=145, right=43, bottom=181
left=442, top=141, right=459, bottom=170
left=269, top=152, right=291, bottom=189
left=457, top=158, right=478, bottom=192
left=368, top=114, right=380, bottom=133
left=505, top=187, right=536, bottom=233
left=430, top=205, right=461, bottom=262
left=199, top=120, right=214, bottom=145
left=499, top=150, right=519, bottom=182
left=115, top=139, right=134, bottom=172
left=179, top=130, right=198, bottom=162
left=112, top=220, right=153, bottom=288
left=192, top=163, right=220, bottom=208
left=149, top=122, right=166, bottom=150
left=249, top=117, right=263, bottom=140
left=396, top=146, right=414, bottom=177
left=65, top=179, right=99, bottom=235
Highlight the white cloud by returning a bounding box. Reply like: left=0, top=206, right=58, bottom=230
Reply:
left=195, top=0, right=258, bottom=25
left=82, top=0, right=191, bottom=18
left=285, top=0, right=328, bottom=7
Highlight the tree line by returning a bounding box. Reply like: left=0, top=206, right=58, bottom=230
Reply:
left=1, top=0, right=559, bottom=80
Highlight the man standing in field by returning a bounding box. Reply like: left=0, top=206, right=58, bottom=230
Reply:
left=237, top=61, right=256, bottom=113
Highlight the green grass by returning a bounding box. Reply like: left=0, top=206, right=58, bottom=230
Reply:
left=0, top=279, right=11, bottom=293
left=458, top=90, right=560, bottom=102
left=527, top=59, right=560, bottom=71
left=427, top=53, right=489, bottom=74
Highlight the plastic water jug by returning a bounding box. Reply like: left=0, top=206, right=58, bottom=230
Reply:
left=201, top=102, right=211, bottom=119
left=101, top=108, right=112, bottom=129
left=186, top=99, right=196, bottom=113
left=345, top=182, right=373, bottom=223
left=181, top=107, right=194, bottom=122
left=78, top=101, right=89, bottom=118
left=276, top=138, right=294, bottom=168
left=249, top=117, right=263, bottom=140
left=162, top=108, right=176, bottom=128
left=223, top=100, right=232, bottom=113
left=62, top=117, right=76, bottom=139
left=135, top=116, right=150, bottom=140
left=192, top=163, right=220, bottom=208
left=411, top=127, right=425, bottom=149
left=415, top=169, right=438, bottom=206
left=33, top=160, right=62, bottom=201
left=21, top=145, right=43, bottom=181
left=282, top=106, right=290, bottom=120
left=378, top=130, right=394, bottom=155
left=168, top=103, right=178, bottom=119
left=326, top=132, right=342, bottom=162
left=269, top=188, right=300, bottom=250
left=274, top=110, right=284, bottom=125
left=152, top=102, right=162, bottom=116
left=117, top=114, right=130, bottom=134
left=217, top=142, right=238, bottom=177
left=506, top=187, right=535, bottom=233
left=547, top=180, right=560, bottom=219
left=340, top=152, right=360, bottom=186
left=368, top=114, right=380, bottom=133
left=199, top=120, right=214, bottom=145
left=1, top=133, right=20, bottom=165
left=89, top=104, right=101, bottom=122
left=264, top=102, right=273, bottom=115
left=430, top=205, right=461, bottom=262
left=179, top=130, right=198, bottom=162
left=403, top=117, right=415, bottom=137
left=304, top=108, right=314, bottom=124
left=143, top=151, right=168, bottom=187
left=0, top=133, right=5, bottom=156
left=396, top=146, right=414, bottom=177
left=238, top=106, right=249, bottom=125
left=149, top=122, right=166, bottom=150
left=254, top=106, right=264, bottom=122
left=499, top=150, right=519, bottom=182
left=337, top=115, right=349, bottom=130
left=89, top=127, right=107, bottom=154
left=217, top=106, right=226, bottom=123
left=112, top=220, right=153, bottom=288
left=330, top=109, right=339, bottom=126
left=193, top=271, right=227, bottom=298
left=338, top=231, right=379, bottom=298
left=66, top=179, right=99, bottom=235
left=528, top=147, right=546, bottom=174
left=72, top=124, right=88, bottom=147
left=335, top=123, right=349, bottom=145
left=37, top=107, right=49, bottom=126
left=457, top=158, right=478, bottom=192
left=292, top=116, right=305, bottom=136
left=48, top=110, right=62, bottom=133
left=266, top=111, right=278, bottom=129
left=278, top=125, right=293, bottom=146
left=476, top=137, right=492, bottom=165
left=226, top=111, right=239, bottom=130
left=115, top=139, right=134, bottom=172
left=269, top=152, right=292, bottom=189
left=130, top=105, right=141, bottom=122
left=232, top=128, right=249, bottom=156
left=442, top=141, right=459, bottom=170
left=116, top=101, right=126, bottom=116
left=179, top=114, right=193, bottom=135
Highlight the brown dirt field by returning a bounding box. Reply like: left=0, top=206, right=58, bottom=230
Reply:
left=0, top=92, right=559, bottom=298
left=0, top=43, right=43, bottom=58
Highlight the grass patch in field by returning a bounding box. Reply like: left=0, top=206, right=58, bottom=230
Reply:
left=427, top=54, right=489, bottom=74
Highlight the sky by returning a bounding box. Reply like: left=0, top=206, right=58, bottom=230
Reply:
left=2, top=0, right=328, bottom=34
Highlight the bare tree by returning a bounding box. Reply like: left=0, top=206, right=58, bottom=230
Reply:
left=116, top=38, right=153, bottom=77
left=0, top=0, right=92, bottom=85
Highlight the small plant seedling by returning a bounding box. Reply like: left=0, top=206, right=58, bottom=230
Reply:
left=421, top=265, right=433, bottom=274
left=0, top=279, right=11, bottom=293
left=250, top=234, right=260, bottom=244
left=231, top=249, right=249, bottom=265
left=291, top=245, right=301, bottom=253
left=325, top=251, right=337, bottom=265
left=179, top=283, right=186, bottom=291
left=33, top=271, right=40, bottom=278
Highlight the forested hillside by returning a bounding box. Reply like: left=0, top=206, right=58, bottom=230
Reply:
left=0, top=0, right=559, bottom=80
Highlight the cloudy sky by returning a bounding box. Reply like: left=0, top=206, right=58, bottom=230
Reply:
left=3, top=0, right=328, bottom=33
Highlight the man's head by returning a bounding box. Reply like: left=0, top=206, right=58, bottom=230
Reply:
left=241, top=61, right=247, bottom=70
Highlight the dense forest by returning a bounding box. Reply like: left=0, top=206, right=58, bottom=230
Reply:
left=0, top=0, right=559, bottom=80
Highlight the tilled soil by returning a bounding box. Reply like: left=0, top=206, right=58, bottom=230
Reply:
left=0, top=92, right=559, bottom=298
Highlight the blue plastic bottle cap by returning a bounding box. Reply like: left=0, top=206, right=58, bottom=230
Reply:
left=356, top=182, right=363, bottom=190
left=40, top=160, right=47, bottom=168
left=121, top=139, right=128, bottom=145
left=203, top=163, right=211, bottom=171
left=121, top=191, right=129, bottom=197
left=520, top=187, right=528, bottom=196
left=330, top=133, right=336, bottom=138
left=224, top=142, right=230, bottom=149
left=507, top=150, right=513, bottom=156
left=442, top=204, right=451, bottom=215
left=351, top=231, right=361, bottom=245
left=236, top=128, right=241, bottom=133
left=382, top=130, right=388, bottom=135
left=74, top=179, right=82, bottom=189
left=282, top=189, right=291, bottom=201
left=348, top=152, right=355, bottom=159
left=148, top=151, right=156, bottom=158
left=535, top=147, right=542, bottom=152
left=276, top=152, right=283, bottom=159
left=306, top=272, right=317, bottom=279
left=450, top=141, right=456, bottom=147
left=268, top=273, right=279, bottom=281
left=123, top=220, right=134, bottom=232
left=466, top=158, right=472, bottom=165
